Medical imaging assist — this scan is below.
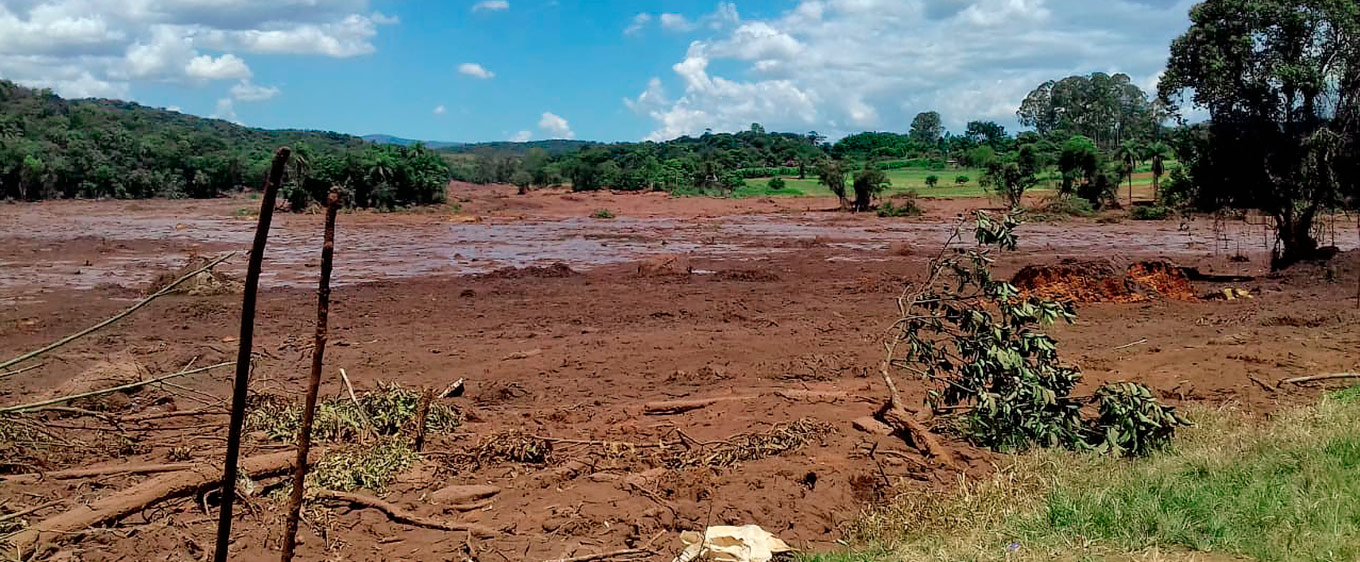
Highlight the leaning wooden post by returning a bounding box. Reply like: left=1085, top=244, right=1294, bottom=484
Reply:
left=213, top=147, right=291, bottom=562
left=279, top=189, right=341, bottom=562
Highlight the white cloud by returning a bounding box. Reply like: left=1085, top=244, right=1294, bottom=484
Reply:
left=433, top=104, right=447, bottom=115
left=458, top=62, right=495, bottom=79
left=472, top=1, right=509, bottom=12
left=659, top=13, right=693, bottom=32
left=230, top=80, right=279, bottom=101
left=624, top=12, right=651, bottom=36
left=0, top=1, right=393, bottom=104
left=509, top=130, right=532, bottom=142
left=538, top=112, right=574, bottom=139
left=659, top=3, right=740, bottom=33
left=629, top=0, right=1197, bottom=141
left=211, top=97, right=238, bottom=123
left=185, top=53, right=251, bottom=80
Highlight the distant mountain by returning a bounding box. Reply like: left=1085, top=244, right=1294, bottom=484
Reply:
left=361, top=134, right=464, bottom=149
left=440, top=139, right=596, bottom=156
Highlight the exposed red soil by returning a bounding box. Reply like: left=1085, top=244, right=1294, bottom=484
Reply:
left=1013, top=259, right=1199, bottom=303
left=0, top=190, right=1358, bottom=561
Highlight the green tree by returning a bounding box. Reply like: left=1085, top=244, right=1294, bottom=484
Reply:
left=909, top=111, right=944, bottom=146
left=1158, top=0, right=1360, bottom=267
left=982, top=144, right=1042, bottom=207
left=1146, top=142, right=1172, bottom=203
left=925, top=174, right=939, bottom=188
left=1115, top=140, right=1143, bottom=206
left=510, top=170, right=533, bottom=195
left=1058, top=136, right=1105, bottom=204
left=818, top=160, right=849, bottom=210
left=852, top=164, right=890, bottom=212
left=767, top=176, right=786, bottom=190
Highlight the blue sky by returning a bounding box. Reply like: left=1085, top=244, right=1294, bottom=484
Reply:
left=0, top=0, right=1198, bottom=142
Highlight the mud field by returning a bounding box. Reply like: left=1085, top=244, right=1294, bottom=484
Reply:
left=2, top=185, right=1358, bottom=561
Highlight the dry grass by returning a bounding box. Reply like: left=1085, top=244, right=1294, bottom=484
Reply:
left=246, top=382, right=461, bottom=444
left=811, top=387, right=1360, bottom=562
left=309, top=437, right=418, bottom=493
left=666, top=418, right=834, bottom=469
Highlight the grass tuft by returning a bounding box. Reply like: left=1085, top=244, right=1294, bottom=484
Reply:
left=810, top=388, right=1360, bottom=562
left=247, top=382, right=461, bottom=444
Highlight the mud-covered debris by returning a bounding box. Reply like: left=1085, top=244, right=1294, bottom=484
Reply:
left=481, top=262, right=577, bottom=279
left=1012, top=259, right=1197, bottom=303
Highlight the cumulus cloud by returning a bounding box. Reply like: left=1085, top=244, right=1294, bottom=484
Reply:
left=185, top=53, right=251, bottom=80
left=509, top=130, right=532, bottom=142
left=458, top=62, right=495, bottom=79
left=628, top=0, right=1196, bottom=141
left=0, top=1, right=395, bottom=104
left=538, top=112, right=574, bottom=139
left=472, top=1, right=509, bottom=12
left=433, top=104, right=447, bottom=115
left=230, top=80, right=279, bottom=102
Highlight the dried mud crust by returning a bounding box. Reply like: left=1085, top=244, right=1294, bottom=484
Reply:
left=0, top=201, right=1357, bottom=561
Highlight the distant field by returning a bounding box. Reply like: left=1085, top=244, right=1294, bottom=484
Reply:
left=737, top=168, right=1164, bottom=200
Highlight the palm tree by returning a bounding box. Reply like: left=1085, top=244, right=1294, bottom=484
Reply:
left=1115, top=140, right=1143, bottom=206
left=1147, top=142, right=1172, bottom=204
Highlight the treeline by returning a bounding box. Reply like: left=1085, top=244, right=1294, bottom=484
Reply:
left=0, top=80, right=449, bottom=208
left=454, top=72, right=1174, bottom=212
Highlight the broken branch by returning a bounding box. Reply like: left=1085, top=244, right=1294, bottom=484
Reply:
left=0, top=362, right=233, bottom=415
left=311, top=490, right=496, bottom=537
left=0, top=253, right=236, bottom=374
left=1279, top=372, right=1360, bottom=386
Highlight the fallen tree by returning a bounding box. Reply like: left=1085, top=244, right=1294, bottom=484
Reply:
left=5, top=449, right=320, bottom=558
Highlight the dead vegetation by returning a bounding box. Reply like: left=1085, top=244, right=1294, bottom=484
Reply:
left=246, top=382, right=462, bottom=444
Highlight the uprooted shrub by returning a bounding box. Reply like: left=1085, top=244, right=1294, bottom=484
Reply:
left=309, top=437, right=418, bottom=492
left=884, top=210, right=1187, bottom=456
left=247, top=382, right=461, bottom=443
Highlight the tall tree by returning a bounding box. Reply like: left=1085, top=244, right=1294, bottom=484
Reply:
left=851, top=164, right=890, bottom=212
left=1018, top=73, right=1157, bottom=149
left=1115, top=140, right=1144, bottom=206
left=818, top=160, right=849, bottom=210
left=909, top=111, right=944, bottom=146
left=1146, top=141, right=1173, bottom=203
left=1159, top=0, right=1359, bottom=267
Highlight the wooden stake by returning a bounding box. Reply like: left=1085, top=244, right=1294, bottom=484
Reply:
left=413, top=387, right=433, bottom=452
left=280, top=190, right=340, bottom=562
left=214, top=146, right=290, bottom=562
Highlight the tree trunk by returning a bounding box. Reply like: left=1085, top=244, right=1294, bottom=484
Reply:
left=1272, top=211, right=1321, bottom=270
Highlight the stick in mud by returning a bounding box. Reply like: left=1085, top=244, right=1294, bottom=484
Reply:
left=280, top=189, right=340, bottom=562
left=214, top=146, right=290, bottom=562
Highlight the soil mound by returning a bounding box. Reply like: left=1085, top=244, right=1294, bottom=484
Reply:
left=1012, top=259, right=1196, bottom=303
left=147, top=255, right=242, bottom=296
left=636, top=254, right=693, bottom=277
left=481, top=262, right=577, bottom=279
left=715, top=269, right=781, bottom=282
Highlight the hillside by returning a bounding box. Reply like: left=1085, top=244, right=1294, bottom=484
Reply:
left=0, top=80, right=448, bottom=207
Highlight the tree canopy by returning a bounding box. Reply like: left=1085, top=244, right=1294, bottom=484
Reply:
left=1158, top=0, right=1359, bottom=266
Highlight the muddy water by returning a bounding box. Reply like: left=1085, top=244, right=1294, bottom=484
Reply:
left=2, top=209, right=1355, bottom=297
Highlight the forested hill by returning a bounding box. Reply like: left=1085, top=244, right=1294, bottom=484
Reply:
left=0, top=80, right=450, bottom=208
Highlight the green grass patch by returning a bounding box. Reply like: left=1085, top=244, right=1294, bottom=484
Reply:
left=805, top=387, right=1360, bottom=562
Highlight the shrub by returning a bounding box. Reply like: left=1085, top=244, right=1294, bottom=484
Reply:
left=925, top=175, right=940, bottom=188
left=1129, top=205, right=1172, bottom=220
left=883, top=211, right=1186, bottom=454
left=767, top=177, right=786, bottom=190
left=955, top=175, right=970, bottom=185
left=877, top=197, right=923, bottom=217
left=1043, top=197, right=1095, bottom=217
left=591, top=208, right=615, bottom=219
